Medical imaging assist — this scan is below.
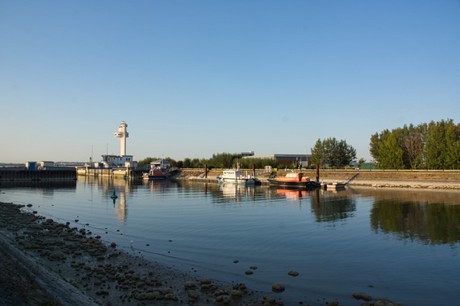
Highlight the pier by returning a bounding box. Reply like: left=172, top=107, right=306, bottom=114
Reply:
left=0, top=167, right=77, bottom=183
left=76, top=166, right=144, bottom=179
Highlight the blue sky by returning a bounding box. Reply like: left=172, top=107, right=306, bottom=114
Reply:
left=1, top=0, right=459, bottom=163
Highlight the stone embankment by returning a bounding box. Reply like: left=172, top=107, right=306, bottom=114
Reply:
left=178, top=169, right=460, bottom=190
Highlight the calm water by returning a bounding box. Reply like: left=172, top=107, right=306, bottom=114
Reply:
left=1, top=178, right=459, bottom=306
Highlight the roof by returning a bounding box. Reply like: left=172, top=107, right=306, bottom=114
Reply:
left=274, top=154, right=311, bottom=159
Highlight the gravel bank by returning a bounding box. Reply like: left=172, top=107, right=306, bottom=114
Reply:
left=0, top=200, right=402, bottom=306
left=0, top=201, right=275, bottom=305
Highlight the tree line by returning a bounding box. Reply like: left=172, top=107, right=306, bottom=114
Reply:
left=370, top=119, right=460, bottom=169
left=138, top=153, right=279, bottom=169
left=138, top=119, right=459, bottom=170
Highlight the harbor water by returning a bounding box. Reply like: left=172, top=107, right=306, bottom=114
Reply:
left=1, top=178, right=459, bottom=305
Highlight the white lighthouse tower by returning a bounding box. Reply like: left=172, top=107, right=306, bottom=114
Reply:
left=114, top=122, right=129, bottom=156
left=101, top=121, right=134, bottom=167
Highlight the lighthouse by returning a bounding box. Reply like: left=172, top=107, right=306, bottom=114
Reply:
left=114, top=122, right=129, bottom=156
left=101, top=122, right=134, bottom=168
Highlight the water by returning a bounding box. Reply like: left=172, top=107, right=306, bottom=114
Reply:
left=1, top=178, right=459, bottom=305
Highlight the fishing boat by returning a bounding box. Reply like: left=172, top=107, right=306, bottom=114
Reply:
left=268, top=172, right=321, bottom=189
left=217, top=169, right=260, bottom=186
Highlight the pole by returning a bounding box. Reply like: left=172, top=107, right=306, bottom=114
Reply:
left=316, top=164, right=320, bottom=182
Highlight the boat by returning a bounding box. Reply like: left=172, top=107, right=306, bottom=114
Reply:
left=324, top=182, right=346, bottom=191
left=217, top=169, right=260, bottom=186
left=267, top=172, right=321, bottom=189
left=143, top=159, right=173, bottom=180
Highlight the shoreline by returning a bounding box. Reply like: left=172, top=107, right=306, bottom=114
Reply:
left=0, top=202, right=273, bottom=306
left=0, top=200, right=403, bottom=306
left=177, top=168, right=460, bottom=190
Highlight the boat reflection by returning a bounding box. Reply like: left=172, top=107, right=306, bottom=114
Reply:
left=218, top=183, right=257, bottom=202
left=275, top=188, right=311, bottom=202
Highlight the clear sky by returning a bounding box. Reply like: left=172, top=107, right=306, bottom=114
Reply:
left=1, top=0, right=459, bottom=163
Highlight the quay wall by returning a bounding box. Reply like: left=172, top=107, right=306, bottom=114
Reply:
left=76, top=167, right=144, bottom=179
left=0, top=168, right=76, bottom=182
left=180, top=168, right=460, bottom=182
left=178, top=168, right=460, bottom=189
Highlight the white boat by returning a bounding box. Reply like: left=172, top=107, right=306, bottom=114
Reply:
left=217, top=169, right=260, bottom=186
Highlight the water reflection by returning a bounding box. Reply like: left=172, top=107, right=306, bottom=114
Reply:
left=310, top=190, right=357, bottom=222
left=0, top=181, right=77, bottom=198
left=371, top=200, right=460, bottom=244
left=114, top=190, right=127, bottom=223
left=218, top=183, right=258, bottom=202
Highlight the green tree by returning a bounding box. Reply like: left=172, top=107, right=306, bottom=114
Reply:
left=311, top=138, right=356, bottom=168
left=425, top=120, right=447, bottom=169
left=370, top=129, right=405, bottom=169
left=311, top=139, right=326, bottom=167
left=380, top=132, right=404, bottom=169
left=370, top=119, right=460, bottom=169
left=445, top=120, right=460, bottom=169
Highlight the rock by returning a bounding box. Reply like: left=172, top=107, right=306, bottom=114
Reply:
left=184, top=281, right=196, bottom=289
left=288, top=270, right=299, bottom=277
left=272, top=283, right=285, bottom=293
left=186, top=289, right=200, bottom=300
left=352, top=292, right=372, bottom=301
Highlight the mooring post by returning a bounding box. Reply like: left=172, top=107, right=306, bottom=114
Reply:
left=205, top=163, right=208, bottom=178
left=316, top=164, right=320, bottom=182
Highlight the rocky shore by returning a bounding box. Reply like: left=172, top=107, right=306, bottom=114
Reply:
left=0, top=200, right=403, bottom=306
left=0, top=201, right=274, bottom=306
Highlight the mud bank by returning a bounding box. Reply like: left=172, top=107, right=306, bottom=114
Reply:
left=0, top=201, right=401, bottom=306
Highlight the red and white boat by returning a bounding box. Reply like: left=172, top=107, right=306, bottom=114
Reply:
left=268, top=172, right=321, bottom=189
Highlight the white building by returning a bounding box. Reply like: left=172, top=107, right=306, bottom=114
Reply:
left=100, top=122, right=135, bottom=168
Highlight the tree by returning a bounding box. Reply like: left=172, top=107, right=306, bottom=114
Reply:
left=402, top=124, right=425, bottom=169
left=370, top=130, right=404, bottom=169
left=311, top=139, right=325, bottom=166
left=311, top=138, right=356, bottom=168
left=425, top=120, right=447, bottom=169
left=369, top=119, right=459, bottom=170
left=445, top=120, right=460, bottom=169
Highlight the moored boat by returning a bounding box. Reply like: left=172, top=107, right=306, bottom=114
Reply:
left=143, top=159, right=173, bottom=180
left=268, top=172, right=321, bottom=189
left=217, top=169, right=260, bottom=186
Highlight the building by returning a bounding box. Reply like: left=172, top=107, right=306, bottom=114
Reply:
left=100, top=121, right=136, bottom=168
left=274, top=154, right=312, bottom=168
left=100, top=155, right=135, bottom=168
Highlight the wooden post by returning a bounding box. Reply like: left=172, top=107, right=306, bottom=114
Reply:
left=316, top=164, right=320, bottom=182
left=205, top=164, right=208, bottom=178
